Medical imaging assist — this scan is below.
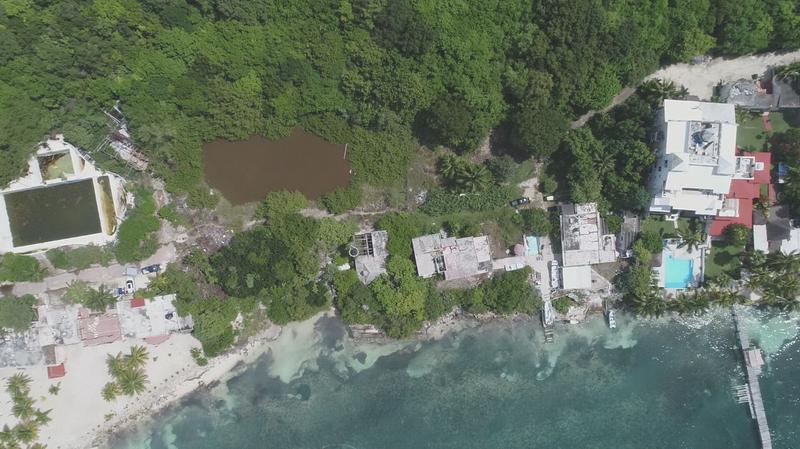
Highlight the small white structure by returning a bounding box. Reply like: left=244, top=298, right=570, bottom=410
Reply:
left=752, top=224, right=769, bottom=253
left=559, top=203, right=617, bottom=267
left=561, top=265, right=592, bottom=290
left=0, top=135, right=128, bottom=253
left=412, top=233, right=492, bottom=281
left=780, top=228, right=800, bottom=255
left=648, top=100, right=739, bottom=216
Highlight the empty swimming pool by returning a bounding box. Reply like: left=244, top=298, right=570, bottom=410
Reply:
left=664, top=254, right=693, bottom=289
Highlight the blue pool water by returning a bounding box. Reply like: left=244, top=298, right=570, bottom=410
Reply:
left=664, top=254, right=693, bottom=288
left=526, top=236, right=539, bottom=256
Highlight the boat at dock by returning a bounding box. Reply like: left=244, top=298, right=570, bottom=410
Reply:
left=607, top=310, right=617, bottom=329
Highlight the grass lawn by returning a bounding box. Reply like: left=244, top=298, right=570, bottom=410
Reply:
left=737, top=111, right=796, bottom=152
left=736, top=113, right=769, bottom=151
left=704, top=240, right=745, bottom=280
left=767, top=111, right=792, bottom=134
left=640, top=217, right=692, bottom=238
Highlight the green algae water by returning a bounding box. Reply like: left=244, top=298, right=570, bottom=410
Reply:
left=109, top=309, right=800, bottom=449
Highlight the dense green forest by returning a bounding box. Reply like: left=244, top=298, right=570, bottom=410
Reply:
left=2, top=0, right=799, bottom=198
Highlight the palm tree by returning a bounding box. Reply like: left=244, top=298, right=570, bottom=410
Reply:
left=746, top=267, right=773, bottom=290
left=592, top=151, right=615, bottom=177
left=101, top=382, right=119, bottom=402
left=677, top=225, right=705, bottom=253
left=106, top=353, right=125, bottom=378
left=118, top=369, right=148, bottom=396
left=767, top=251, right=800, bottom=273
left=6, top=374, right=31, bottom=398
left=12, top=421, right=37, bottom=445
left=639, top=78, right=688, bottom=105
left=744, top=250, right=768, bottom=271
left=754, top=196, right=771, bottom=218
left=453, top=163, right=492, bottom=193
left=632, top=290, right=667, bottom=318
left=0, top=425, right=13, bottom=444
left=85, top=285, right=116, bottom=312
left=11, top=396, right=34, bottom=420
left=126, top=345, right=149, bottom=370
left=437, top=155, right=461, bottom=180
left=33, top=409, right=51, bottom=426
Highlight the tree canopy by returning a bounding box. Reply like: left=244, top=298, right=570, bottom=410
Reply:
left=0, top=0, right=796, bottom=194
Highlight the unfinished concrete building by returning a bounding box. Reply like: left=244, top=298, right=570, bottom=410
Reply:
left=350, top=231, right=389, bottom=284
left=412, top=233, right=492, bottom=281
left=559, top=203, right=617, bottom=267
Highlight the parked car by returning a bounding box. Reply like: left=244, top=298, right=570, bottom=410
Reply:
left=510, top=197, right=531, bottom=208
left=115, top=287, right=125, bottom=297
left=141, top=264, right=162, bottom=274
left=125, top=278, right=135, bottom=294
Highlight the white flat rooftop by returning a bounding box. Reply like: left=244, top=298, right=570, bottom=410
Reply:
left=562, top=265, right=592, bottom=290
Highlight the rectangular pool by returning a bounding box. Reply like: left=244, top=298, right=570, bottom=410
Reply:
left=664, top=254, right=693, bottom=289
left=526, top=236, right=539, bottom=256
left=4, top=179, right=101, bottom=247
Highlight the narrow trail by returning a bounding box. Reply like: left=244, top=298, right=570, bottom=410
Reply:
left=570, top=49, right=800, bottom=129
left=570, top=87, right=637, bottom=129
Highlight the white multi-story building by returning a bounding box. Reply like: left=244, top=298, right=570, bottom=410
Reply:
left=648, top=99, right=739, bottom=217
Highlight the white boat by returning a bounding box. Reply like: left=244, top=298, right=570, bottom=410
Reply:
left=607, top=310, right=617, bottom=329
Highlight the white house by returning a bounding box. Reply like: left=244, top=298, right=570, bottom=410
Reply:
left=648, top=100, right=739, bottom=217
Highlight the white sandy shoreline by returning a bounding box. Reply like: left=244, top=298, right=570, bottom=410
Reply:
left=0, top=320, right=283, bottom=449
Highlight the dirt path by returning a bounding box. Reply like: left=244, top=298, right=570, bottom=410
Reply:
left=646, top=49, right=800, bottom=99
left=570, top=50, right=800, bottom=129
left=571, top=86, right=637, bottom=129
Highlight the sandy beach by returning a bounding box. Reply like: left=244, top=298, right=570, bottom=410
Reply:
left=0, top=320, right=282, bottom=449
left=647, top=49, right=800, bottom=99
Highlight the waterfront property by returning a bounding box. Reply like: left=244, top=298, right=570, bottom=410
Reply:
left=559, top=203, right=616, bottom=267
left=561, top=265, right=592, bottom=290
left=654, top=239, right=704, bottom=290
left=117, top=294, right=194, bottom=343
left=648, top=99, right=738, bottom=217
left=0, top=135, right=128, bottom=253
left=411, top=232, right=492, bottom=281
left=351, top=230, right=389, bottom=284
left=708, top=151, right=774, bottom=238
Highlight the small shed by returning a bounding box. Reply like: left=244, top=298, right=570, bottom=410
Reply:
left=47, top=363, right=66, bottom=379
left=753, top=224, right=768, bottom=252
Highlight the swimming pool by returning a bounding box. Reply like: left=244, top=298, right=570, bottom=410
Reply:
left=664, top=254, right=693, bottom=289
left=526, top=236, right=539, bottom=256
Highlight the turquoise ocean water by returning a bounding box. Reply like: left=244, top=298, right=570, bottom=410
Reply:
left=108, top=309, right=800, bottom=449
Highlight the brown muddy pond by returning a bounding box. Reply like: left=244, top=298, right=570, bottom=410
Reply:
left=202, top=129, right=351, bottom=205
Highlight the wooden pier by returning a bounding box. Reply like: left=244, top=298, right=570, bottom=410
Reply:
left=732, top=306, right=772, bottom=449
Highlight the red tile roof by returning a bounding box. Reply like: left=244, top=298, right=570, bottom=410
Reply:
left=709, top=199, right=754, bottom=236
left=748, top=152, right=772, bottom=185
left=728, top=180, right=761, bottom=199
left=47, top=363, right=66, bottom=379
left=130, top=297, right=146, bottom=308
left=711, top=150, right=773, bottom=236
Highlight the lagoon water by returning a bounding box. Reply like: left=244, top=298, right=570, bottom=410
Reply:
left=109, top=309, right=800, bottom=449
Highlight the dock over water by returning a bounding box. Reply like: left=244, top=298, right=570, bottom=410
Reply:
left=732, top=306, right=772, bottom=449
